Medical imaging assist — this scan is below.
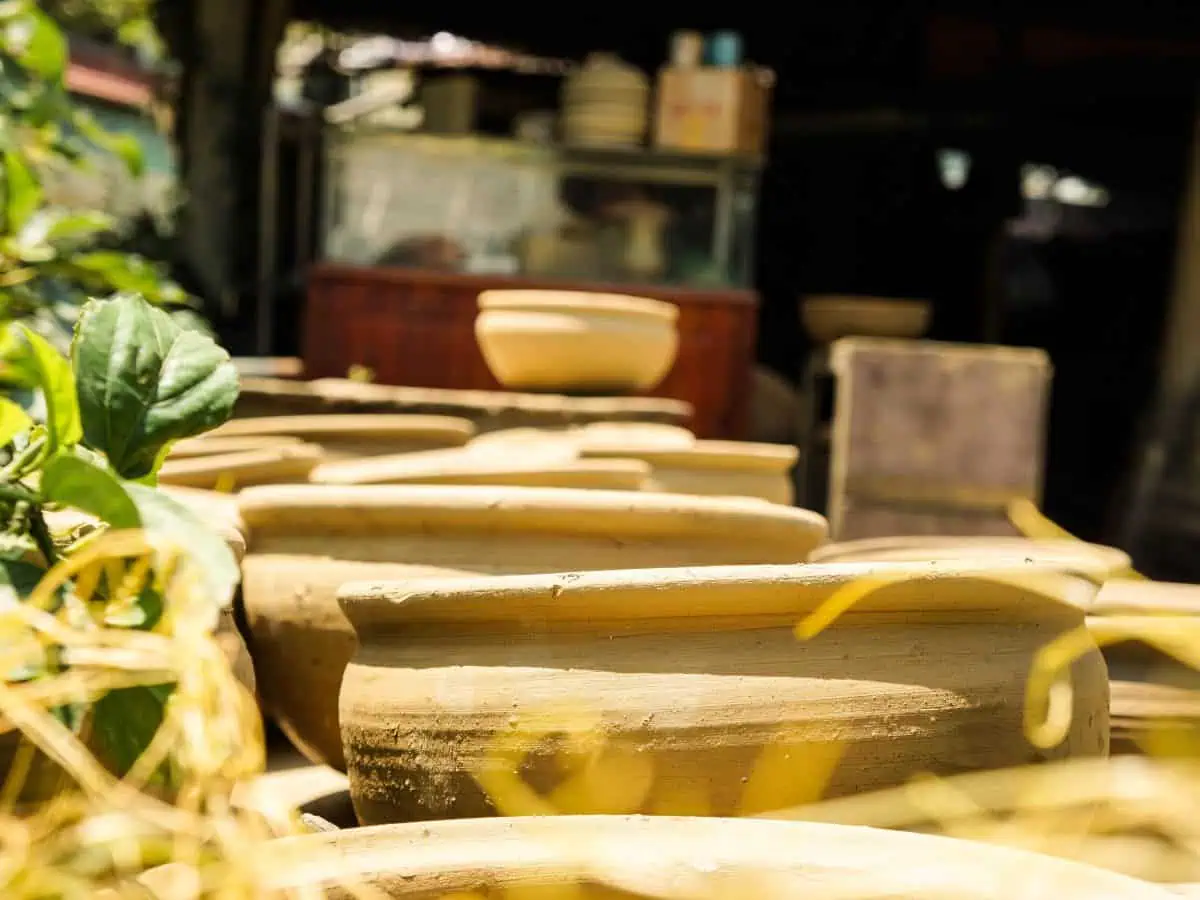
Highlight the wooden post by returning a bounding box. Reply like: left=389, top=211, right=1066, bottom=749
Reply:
left=1160, top=99, right=1200, bottom=403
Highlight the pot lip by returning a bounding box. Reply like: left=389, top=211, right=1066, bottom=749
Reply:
left=158, top=443, right=325, bottom=479
left=208, top=414, right=476, bottom=442
left=478, top=290, right=679, bottom=323
left=583, top=439, right=797, bottom=471
left=237, top=484, right=827, bottom=544
left=810, top=536, right=1131, bottom=577
left=311, top=447, right=651, bottom=486
left=337, top=558, right=1104, bottom=631
left=169, top=434, right=307, bottom=458
left=258, top=815, right=1164, bottom=899
left=1091, top=578, right=1200, bottom=616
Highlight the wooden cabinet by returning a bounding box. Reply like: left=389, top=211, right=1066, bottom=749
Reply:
left=302, top=264, right=758, bottom=438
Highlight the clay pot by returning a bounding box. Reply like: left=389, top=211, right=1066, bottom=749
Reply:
left=811, top=536, right=1132, bottom=579
left=583, top=438, right=798, bottom=504
left=157, top=442, right=325, bottom=490
left=469, top=421, right=696, bottom=453
left=238, top=485, right=828, bottom=772
left=337, top=560, right=1108, bottom=825
left=255, top=816, right=1166, bottom=899
left=207, top=414, right=476, bottom=460
left=311, top=445, right=652, bottom=491
left=801, top=294, right=932, bottom=343
left=475, top=290, right=679, bottom=393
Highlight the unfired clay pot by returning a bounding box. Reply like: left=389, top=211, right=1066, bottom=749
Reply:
left=238, top=485, right=828, bottom=771
left=583, top=438, right=798, bottom=504
left=337, top=560, right=1109, bottom=825
left=810, top=536, right=1132, bottom=579
left=255, top=816, right=1168, bottom=900
left=207, top=414, right=475, bottom=460
left=475, top=290, right=679, bottom=393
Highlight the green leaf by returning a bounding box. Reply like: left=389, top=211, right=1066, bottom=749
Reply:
left=3, top=149, right=40, bottom=232
left=38, top=453, right=240, bottom=609
left=122, top=483, right=239, bottom=608
left=14, top=209, right=114, bottom=261
left=72, top=294, right=238, bottom=480
left=10, top=324, right=81, bottom=452
left=92, top=682, right=174, bottom=780
left=0, top=397, right=31, bottom=447
left=1, top=5, right=66, bottom=81
left=40, top=453, right=138, bottom=526
left=0, top=557, right=45, bottom=603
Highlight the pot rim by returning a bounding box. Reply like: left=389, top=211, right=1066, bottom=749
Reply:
left=311, top=448, right=652, bottom=486
left=478, top=290, right=679, bottom=323
left=811, top=536, right=1131, bottom=577
left=257, top=814, right=1166, bottom=899
left=237, top=484, right=827, bottom=544
left=582, top=438, right=797, bottom=471
left=337, top=558, right=1104, bottom=632
left=158, top=443, right=324, bottom=483
left=208, top=414, right=476, bottom=442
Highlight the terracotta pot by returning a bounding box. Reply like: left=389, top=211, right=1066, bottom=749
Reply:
left=238, top=485, right=828, bottom=772
left=475, top=290, right=679, bottom=393
left=255, top=816, right=1166, bottom=899
left=311, top=444, right=652, bottom=491
left=338, top=560, right=1108, bottom=825
left=810, top=536, right=1132, bottom=579
left=469, top=421, right=696, bottom=452
left=583, top=438, right=798, bottom=504
left=801, top=294, right=932, bottom=343
left=157, top=443, right=325, bottom=490
left=207, top=414, right=476, bottom=460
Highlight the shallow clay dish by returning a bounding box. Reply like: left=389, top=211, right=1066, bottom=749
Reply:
left=207, top=414, right=475, bottom=460
left=256, top=815, right=1167, bottom=899
left=475, top=290, right=679, bottom=393
left=167, top=434, right=306, bottom=459
left=238, top=485, right=829, bottom=771
left=810, top=536, right=1132, bottom=579
left=338, top=559, right=1108, bottom=825
left=801, top=294, right=932, bottom=343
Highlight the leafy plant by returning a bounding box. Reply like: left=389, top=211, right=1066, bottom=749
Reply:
left=0, top=0, right=199, bottom=355
left=1, top=291, right=239, bottom=779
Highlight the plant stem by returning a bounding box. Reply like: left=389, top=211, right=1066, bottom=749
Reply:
left=27, top=505, right=56, bottom=567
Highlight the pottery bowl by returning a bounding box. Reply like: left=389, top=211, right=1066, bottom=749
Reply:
left=801, top=294, right=932, bottom=343
left=238, top=484, right=828, bottom=771
left=256, top=816, right=1168, bottom=899
left=475, top=290, right=679, bottom=393
left=338, top=559, right=1108, bottom=825
left=810, top=536, right=1132, bottom=580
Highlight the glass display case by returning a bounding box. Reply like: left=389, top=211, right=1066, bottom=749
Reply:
left=321, top=128, right=761, bottom=289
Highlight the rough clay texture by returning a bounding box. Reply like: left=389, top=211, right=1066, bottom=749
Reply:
left=339, top=573, right=1108, bottom=826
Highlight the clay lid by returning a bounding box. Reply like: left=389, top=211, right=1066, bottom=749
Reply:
left=208, top=414, right=476, bottom=444
left=311, top=445, right=651, bottom=490
left=237, top=484, right=826, bottom=549
left=158, top=443, right=325, bottom=489
left=478, top=290, right=679, bottom=322
left=257, top=814, right=1167, bottom=899
left=809, top=537, right=1131, bottom=579
left=337, top=558, right=1103, bottom=633
left=582, top=438, right=797, bottom=472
